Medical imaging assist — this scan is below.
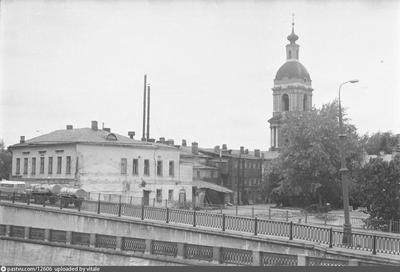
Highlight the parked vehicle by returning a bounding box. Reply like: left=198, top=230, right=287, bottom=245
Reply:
left=0, top=180, right=86, bottom=208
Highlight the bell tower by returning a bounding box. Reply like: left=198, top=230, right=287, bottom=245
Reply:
left=268, top=17, right=313, bottom=150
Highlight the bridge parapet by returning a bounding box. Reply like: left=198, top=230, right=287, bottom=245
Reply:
left=1, top=201, right=400, bottom=266
left=0, top=223, right=372, bottom=266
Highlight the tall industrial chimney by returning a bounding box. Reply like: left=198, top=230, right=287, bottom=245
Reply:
left=142, top=74, right=147, bottom=141
left=146, top=84, right=150, bottom=141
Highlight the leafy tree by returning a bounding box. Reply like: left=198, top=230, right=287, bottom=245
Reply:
left=265, top=101, right=364, bottom=208
left=351, top=155, right=400, bottom=221
left=0, top=139, right=12, bottom=180
left=362, top=131, right=399, bottom=155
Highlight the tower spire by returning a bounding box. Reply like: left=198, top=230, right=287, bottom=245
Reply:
left=286, top=14, right=299, bottom=60
left=287, top=13, right=298, bottom=44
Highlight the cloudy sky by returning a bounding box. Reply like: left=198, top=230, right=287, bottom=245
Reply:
left=1, top=0, right=399, bottom=150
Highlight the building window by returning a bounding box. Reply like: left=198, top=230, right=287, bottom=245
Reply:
left=31, top=158, right=36, bottom=175
left=40, top=157, right=45, bottom=174
left=23, top=158, right=28, bottom=175
left=48, top=157, right=53, bottom=174
left=197, top=170, right=200, bottom=179
left=121, top=158, right=127, bottom=175
left=57, top=156, right=62, bottom=174
left=169, top=161, right=174, bottom=177
left=156, top=189, right=162, bottom=203
left=132, top=159, right=138, bottom=175
left=168, top=189, right=173, bottom=201
left=157, top=160, right=163, bottom=177
left=16, top=158, right=20, bottom=175
left=144, top=159, right=150, bottom=176
left=66, top=156, right=71, bottom=174
left=303, top=94, right=308, bottom=111
left=282, top=94, right=289, bottom=111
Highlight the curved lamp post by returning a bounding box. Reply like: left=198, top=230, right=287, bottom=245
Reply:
left=338, top=79, right=358, bottom=244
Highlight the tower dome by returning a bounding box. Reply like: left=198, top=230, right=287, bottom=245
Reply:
left=275, top=60, right=311, bottom=82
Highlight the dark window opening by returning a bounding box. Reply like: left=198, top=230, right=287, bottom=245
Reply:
left=48, top=157, right=53, bottom=174
left=144, top=160, right=150, bottom=176
left=40, top=157, right=45, bottom=174
left=31, top=158, right=36, bottom=175
left=157, top=160, right=163, bottom=177
left=66, top=156, right=71, bottom=174
left=303, top=95, right=308, bottom=111
left=282, top=94, right=289, bottom=111
left=16, top=158, right=21, bottom=175
left=169, top=161, right=174, bottom=177
left=132, top=159, right=138, bottom=175
left=23, top=158, right=28, bottom=175
left=57, top=157, right=62, bottom=174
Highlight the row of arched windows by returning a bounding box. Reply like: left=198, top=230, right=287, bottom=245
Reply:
left=281, top=93, right=308, bottom=112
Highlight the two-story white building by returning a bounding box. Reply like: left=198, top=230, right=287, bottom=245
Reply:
left=9, top=121, right=192, bottom=205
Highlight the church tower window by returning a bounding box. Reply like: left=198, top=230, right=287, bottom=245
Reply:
left=282, top=94, right=289, bottom=111
left=303, top=95, right=307, bottom=111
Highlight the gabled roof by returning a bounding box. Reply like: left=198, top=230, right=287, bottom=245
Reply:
left=10, top=128, right=176, bottom=150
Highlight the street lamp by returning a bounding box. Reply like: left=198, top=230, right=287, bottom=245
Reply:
left=338, top=79, right=358, bottom=244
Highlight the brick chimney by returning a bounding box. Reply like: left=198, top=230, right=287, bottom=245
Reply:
left=254, top=149, right=261, bottom=158
left=103, top=128, right=111, bottom=132
left=66, top=125, right=73, bottom=130
left=245, top=149, right=249, bottom=154
left=148, top=138, right=155, bottom=143
left=240, top=146, right=244, bottom=154
left=20, top=136, right=25, bottom=144
left=182, top=139, right=187, bottom=147
left=214, top=145, right=220, bottom=153
left=222, top=144, right=227, bottom=150
left=192, top=142, right=199, bottom=155
left=128, top=131, right=135, bottom=139
left=91, top=121, right=98, bottom=131
left=159, top=137, right=165, bottom=144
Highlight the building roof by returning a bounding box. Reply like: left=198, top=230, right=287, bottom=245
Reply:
left=10, top=128, right=176, bottom=150
left=192, top=180, right=233, bottom=194
left=275, top=60, right=311, bottom=82
left=179, top=146, right=211, bottom=158
left=199, top=148, right=267, bottom=160
left=261, top=151, right=279, bottom=160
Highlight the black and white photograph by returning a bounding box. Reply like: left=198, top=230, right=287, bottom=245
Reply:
left=0, top=0, right=399, bottom=269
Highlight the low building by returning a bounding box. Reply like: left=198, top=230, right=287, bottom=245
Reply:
left=8, top=121, right=192, bottom=206
left=199, top=145, right=279, bottom=205
left=178, top=140, right=232, bottom=207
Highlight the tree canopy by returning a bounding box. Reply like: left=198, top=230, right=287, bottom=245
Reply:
left=351, top=155, right=400, bottom=221
left=361, top=131, right=399, bottom=155
left=0, top=139, right=12, bottom=180
left=265, top=101, right=364, bottom=208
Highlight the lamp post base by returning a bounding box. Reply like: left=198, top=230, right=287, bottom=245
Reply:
left=342, top=223, right=352, bottom=245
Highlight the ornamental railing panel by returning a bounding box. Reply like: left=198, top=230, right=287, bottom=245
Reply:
left=185, top=244, right=213, bottom=262
left=122, top=237, right=146, bottom=252
left=151, top=240, right=178, bottom=257
left=261, top=252, right=297, bottom=266
left=29, top=227, right=45, bottom=240
left=221, top=248, right=253, bottom=266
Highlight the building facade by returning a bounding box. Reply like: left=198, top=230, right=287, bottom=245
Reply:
left=9, top=121, right=192, bottom=206
left=199, top=145, right=276, bottom=204
left=268, top=22, right=313, bottom=150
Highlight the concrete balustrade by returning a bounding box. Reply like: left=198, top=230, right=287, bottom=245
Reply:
left=0, top=223, right=386, bottom=266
